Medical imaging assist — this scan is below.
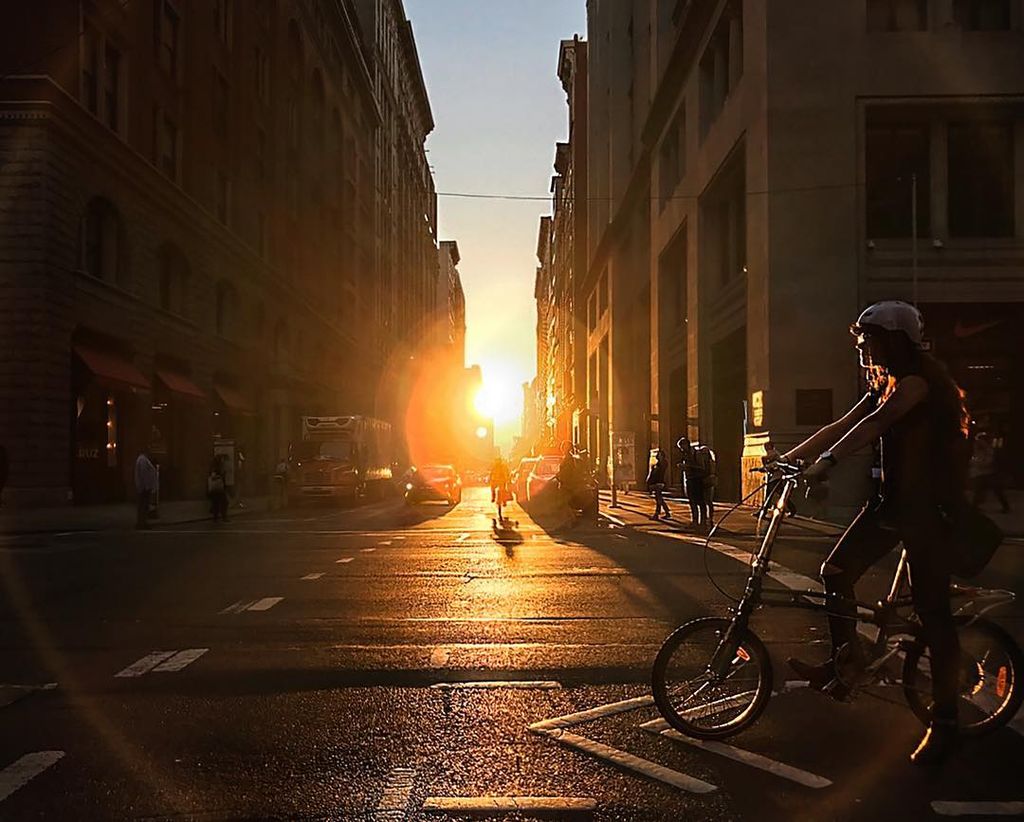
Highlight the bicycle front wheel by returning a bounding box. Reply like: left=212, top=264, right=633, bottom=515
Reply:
left=652, top=617, right=773, bottom=740
left=902, top=616, right=1024, bottom=736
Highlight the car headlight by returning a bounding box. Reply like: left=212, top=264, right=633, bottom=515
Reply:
left=405, top=483, right=414, bottom=491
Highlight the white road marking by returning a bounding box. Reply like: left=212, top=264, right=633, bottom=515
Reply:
left=0, top=751, right=64, bottom=803
left=0, top=683, right=57, bottom=709
left=535, top=728, right=717, bottom=794
left=455, top=533, right=470, bottom=542
left=301, top=572, right=325, bottom=580
left=423, top=797, right=597, bottom=813
left=246, top=597, right=283, bottom=612
left=601, top=513, right=626, bottom=527
left=932, top=801, right=1024, bottom=816
left=378, top=540, right=392, bottom=546
left=336, top=557, right=354, bottom=563
left=115, top=650, right=177, bottom=678
left=429, top=647, right=451, bottom=668
left=530, top=695, right=655, bottom=731
left=641, top=718, right=832, bottom=788
left=374, top=767, right=416, bottom=820
left=361, top=547, right=376, bottom=553
left=152, top=648, right=208, bottom=672
left=219, top=600, right=250, bottom=614
left=430, top=681, right=561, bottom=690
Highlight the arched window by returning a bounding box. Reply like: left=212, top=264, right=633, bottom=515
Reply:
left=215, top=280, right=237, bottom=338
left=157, top=243, right=190, bottom=315
left=81, top=197, right=122, bottom=283
left=310, top=69, right=325, bottom=147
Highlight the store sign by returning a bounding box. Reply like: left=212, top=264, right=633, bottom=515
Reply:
left=751, top=390, right=764, bottom=428
left=76, top=445, right=100, bottom=460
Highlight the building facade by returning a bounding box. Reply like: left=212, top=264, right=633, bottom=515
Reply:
left=579, top=0, right=1024, bottom=511
left=0, top=0, right=437, bottom=506
left=437, top=240, right=466, bottom=367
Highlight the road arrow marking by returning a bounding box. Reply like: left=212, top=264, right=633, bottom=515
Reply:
left=0, top=752, right=64, bottom=803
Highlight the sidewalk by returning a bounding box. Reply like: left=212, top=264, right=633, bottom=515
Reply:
left=600, top=489, right=1024, bottom=541
left=0, top=496, right=270, bottom=535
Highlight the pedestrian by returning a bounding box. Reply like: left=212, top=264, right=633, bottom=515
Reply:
left=208, top=455, right=229, bottom=522
left=646, top=449, right=671, bottom=520
left=134, top=448, right=159, bottom=529
left=677, top=437, right=716, bottom=529
left=970, top=432, right=1010, bottom=514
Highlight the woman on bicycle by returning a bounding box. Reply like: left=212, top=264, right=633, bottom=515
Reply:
left=489, top=455, right=511, bottom=521
left=780, top=301, right=969, bottom=765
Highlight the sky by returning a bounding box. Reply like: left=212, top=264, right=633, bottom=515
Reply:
left=404, top=0, right=587, bottom=449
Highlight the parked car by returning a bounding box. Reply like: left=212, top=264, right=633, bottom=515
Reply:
left=405, top=464, right=462, bottom=505
left=512, top=457, right=539, bottom=502
left=527, top=455, right=562, bottom=502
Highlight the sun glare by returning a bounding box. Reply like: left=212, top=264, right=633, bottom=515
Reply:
left=474, top=374, right=519, bottom=424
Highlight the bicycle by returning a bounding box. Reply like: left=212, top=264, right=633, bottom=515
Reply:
left=652, top=462, right=1023, bottom=740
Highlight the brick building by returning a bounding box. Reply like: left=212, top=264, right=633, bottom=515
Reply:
left=0, top=0, right=437, bottom=506
left=437, top=240, right=466, bottom=368
left=575, top=0, right=1024, bottom=513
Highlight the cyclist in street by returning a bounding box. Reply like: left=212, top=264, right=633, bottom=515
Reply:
left=777, top=301, right=969, bottom=766
left=489, top=455, right=511, bottom=522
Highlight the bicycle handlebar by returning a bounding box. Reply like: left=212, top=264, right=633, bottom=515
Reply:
left=749, top=460, right=804, bottom=477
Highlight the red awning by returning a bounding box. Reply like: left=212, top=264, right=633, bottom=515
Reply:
left=214, top=384, right=255, bottom=415
left=156, top=369, right=207, bottom=402
left=73, top=344, right=150, bottom=392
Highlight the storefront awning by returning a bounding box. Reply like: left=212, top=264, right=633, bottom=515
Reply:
left=73, top=344, right=150, bottom=392
left=214, top=384, right=255, bottom=415
left=156, top=369, right=207, bottom=402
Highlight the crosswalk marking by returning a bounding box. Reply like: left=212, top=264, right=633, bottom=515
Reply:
left=152, top=648, right=208, bottom=672
left=423, top=797, right=597, bottom=813
left=115, top=651, right=177, bottom=678
left=374, top=767, right=416, bottom=820
left=0, top=752, right=64, bottom=803
left=220, top=598, right=283, bottom=614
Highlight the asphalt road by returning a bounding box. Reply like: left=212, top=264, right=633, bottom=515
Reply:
left=1, top=487, right=1022, bottom=821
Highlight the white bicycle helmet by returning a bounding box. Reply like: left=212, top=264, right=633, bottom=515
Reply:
left=851, top=301, right=923, bottom=346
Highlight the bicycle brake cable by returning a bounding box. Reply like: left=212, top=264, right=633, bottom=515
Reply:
left=702, top=481, right=773, bottom=604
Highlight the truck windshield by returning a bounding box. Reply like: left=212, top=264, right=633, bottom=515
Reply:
left=294, top=441, right=353, bottom=461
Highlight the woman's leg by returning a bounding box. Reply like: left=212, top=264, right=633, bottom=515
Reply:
left=819, top=507, right=900, bottom=660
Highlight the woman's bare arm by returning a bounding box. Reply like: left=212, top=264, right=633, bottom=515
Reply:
left=828, top=376, right=928, bottom=461
left=782, top=392, right=878, bottom=463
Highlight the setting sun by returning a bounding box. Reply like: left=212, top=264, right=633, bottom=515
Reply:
left=473, top=372, right=520, bottom=425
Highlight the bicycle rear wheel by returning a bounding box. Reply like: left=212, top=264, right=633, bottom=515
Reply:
left=902, top=616, right=1024, bottom=736
left=652, top=617, right=773, bottom=740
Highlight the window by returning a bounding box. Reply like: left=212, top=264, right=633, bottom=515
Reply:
left=866, top=0, right=928, bottom=31
left=659, top=106, right=686, bottom=208
left=699, top=0, right=742, bottom=137
left=158, top=245, right=189, bottom=315
left=216, top=172, right=231, bottom=225
left=154, top=109, right=179, bottom=180
left=82, top=30, right=99, bottom=114
left=255, top=47, right=269, bottom=101
left=214, top=0, right=232, bottom=47
left=954, top=0, right=1011, bottom=30
left=82, top=199, right=121, bottom=283
left=155, top=0, right=180, bottom=76
left=948, top=121, right=1015, bottom=237
left=103, top=45, right=121, bottom=131
left=700, top=153, right=746, bottom=287
left=865, top=122, right=930, bottom=237
left=213, top=71, right=228, bottom=136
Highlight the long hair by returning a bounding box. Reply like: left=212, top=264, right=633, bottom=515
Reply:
left=868, top=326, right=970, bottom=437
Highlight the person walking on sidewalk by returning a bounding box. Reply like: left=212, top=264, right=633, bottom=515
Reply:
left=134, top=448, right=159, bottom=529
left=207, top=455, right=230, bottom=522
left=677, top=437, right=716, bottom=528
left=647, top=449, right=671, bottom=520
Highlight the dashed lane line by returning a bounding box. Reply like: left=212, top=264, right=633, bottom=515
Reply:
left=932, top=801, right=1024, bottom=816
left=639, top=718, right=832, bottom=789
left=423, top=797, right=597, bottom=813
left=301, top=572, right=325, bottom=580
left=336, top=557, right=354, bottom=564
left=0, top=752, right=65, bottom=803
left=455, top=533, right=470, bottom=542
left=373, top=767, right=416, bottom=821
left=430, top=680, right=561, bottom=690
left=220, top=597, right=283, bottom=614
left=378, top=540, right=392, bottom=546
left=361, top=547, right=377, bottom=553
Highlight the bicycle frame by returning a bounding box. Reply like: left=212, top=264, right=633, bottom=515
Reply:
left=709, top=469, right=1016, bottom=678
